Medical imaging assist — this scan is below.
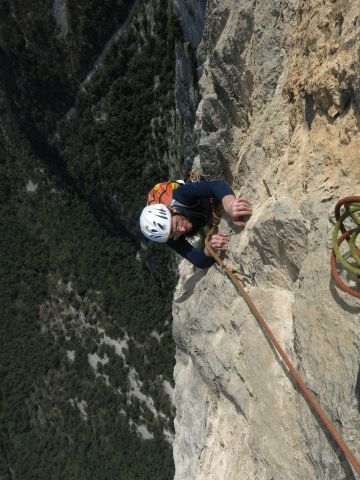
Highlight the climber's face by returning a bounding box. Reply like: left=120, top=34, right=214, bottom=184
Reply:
left=170, top=213, right=192, bottom=240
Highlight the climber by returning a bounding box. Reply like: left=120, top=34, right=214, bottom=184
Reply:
left=139, top=180, right=252, bottom=268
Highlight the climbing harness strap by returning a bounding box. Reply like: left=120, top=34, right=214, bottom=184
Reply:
left=331, top=196, right=360, bottom=298
left=205, top=226, right=360, bottom=475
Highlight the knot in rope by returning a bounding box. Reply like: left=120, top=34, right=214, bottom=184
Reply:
left=331, top=196, right=360, bottom=298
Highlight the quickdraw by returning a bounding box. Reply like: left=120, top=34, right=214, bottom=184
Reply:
left=205, top=226, right=360, bottom=475
left=331, top=196, right=360, bottom=298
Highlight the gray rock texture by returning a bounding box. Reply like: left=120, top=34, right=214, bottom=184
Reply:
left=174, top=0, right=207, bottom=174
left=173, top=1, right=360, bottom=479
left=175, top=41, right=200, bottom=172
left=173, top=0, right=207, bottom=48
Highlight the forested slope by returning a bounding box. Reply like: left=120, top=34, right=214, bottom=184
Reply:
left=0, top=1, right=187, bottom=478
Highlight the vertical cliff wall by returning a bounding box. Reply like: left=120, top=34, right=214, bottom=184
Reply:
left=172, top=1, right=360, bottom=479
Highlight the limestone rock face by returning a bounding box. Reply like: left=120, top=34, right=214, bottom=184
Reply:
left=173, top=0, right=207, bottom=48
left=173, top=1, right=360, bottom=479
left=174, top=0, right=207, bottom=172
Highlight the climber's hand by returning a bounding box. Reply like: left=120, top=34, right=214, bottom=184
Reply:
left=229, top=197, right=252, bottom=227
left=205, top=232, right=230, bottom=255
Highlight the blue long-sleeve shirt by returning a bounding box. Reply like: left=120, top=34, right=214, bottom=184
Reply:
left=167, top=181, right=234, bottom=268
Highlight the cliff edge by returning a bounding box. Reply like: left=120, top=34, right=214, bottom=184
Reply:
left=172, top=1, right=360, bottom=479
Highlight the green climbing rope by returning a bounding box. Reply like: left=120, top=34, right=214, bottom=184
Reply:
left=332, top=201, right=360, bottom=275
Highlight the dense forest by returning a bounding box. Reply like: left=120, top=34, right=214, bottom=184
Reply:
left=0, top=1, right=189, bottom=478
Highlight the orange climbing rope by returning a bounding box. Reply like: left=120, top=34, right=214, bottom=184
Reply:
left=205, top=227, right=360, bottom=476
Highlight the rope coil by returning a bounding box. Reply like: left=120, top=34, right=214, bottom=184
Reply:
left=205, top=227, right=360, bottom=475
left=331, top=196, right=360, bottom=298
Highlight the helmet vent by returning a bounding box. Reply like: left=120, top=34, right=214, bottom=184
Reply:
left=155, top=213, right=168, bottom=219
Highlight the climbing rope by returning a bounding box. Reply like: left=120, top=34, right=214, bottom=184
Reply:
left=205, top=226, right=360, bottom=475
left=331, top=196, right=360, bottom=298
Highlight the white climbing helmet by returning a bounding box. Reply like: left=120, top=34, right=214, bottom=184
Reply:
left=140, top=204, right=172, bottom=243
